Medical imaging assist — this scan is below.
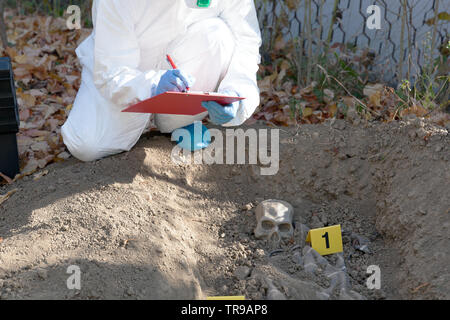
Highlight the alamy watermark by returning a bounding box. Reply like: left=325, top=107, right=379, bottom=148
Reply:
left=366, top=265, right=381, bottom=290
left=367, top=5, right=382, bottom=30
left=171, top=122, right=280, bottom=176
left=65, top=4, right=382, bottom=31
left=66, top=5, right=81, bottom=30
left=67, top=265, right=81, bottom=290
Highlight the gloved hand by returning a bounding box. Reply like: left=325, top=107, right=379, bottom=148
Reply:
left=201, top=91, right=240, bottom=125
left=172, top=122, right=211, bottom=151
left=156, top=69, right=195, bottom=95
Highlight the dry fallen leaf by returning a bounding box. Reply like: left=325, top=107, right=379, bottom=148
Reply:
left=411, top=283, right=430, bottom=294
left=302, top=107, right=313, bottom=118
left=363, top=84, right=384, bottom=97
left=0, top=172, right=13, bottom=184
left=328, top=103, right=338, bottom=118
left=33, top=169, right=49, bottom=181
left=400, top=104, right=428, bottom=118
left=0, top=189, right=19, bottom=206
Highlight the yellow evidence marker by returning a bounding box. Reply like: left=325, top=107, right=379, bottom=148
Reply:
left=306, top=225, right=343, bottom=256
left=207, top=296, right=246, bottom=300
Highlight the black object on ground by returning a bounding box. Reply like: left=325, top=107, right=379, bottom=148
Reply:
left=0, top=57, right=20, bottom=179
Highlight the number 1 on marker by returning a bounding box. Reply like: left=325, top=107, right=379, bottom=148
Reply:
left=322, top=232, right=330, bottom=249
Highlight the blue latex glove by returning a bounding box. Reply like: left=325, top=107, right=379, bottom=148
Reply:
left=172, top=122, right=211, bottom=151
left=156, top=69, right=195, bottom=95
left=201, top=91, right=240, bottom=125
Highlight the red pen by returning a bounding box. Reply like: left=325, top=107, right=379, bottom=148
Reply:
left=166, top=54, right=189, bottom=92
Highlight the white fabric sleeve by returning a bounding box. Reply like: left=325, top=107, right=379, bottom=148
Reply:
left=92, top=0, right=164, bottom=109
left=218, top=0, right=262, bottom=127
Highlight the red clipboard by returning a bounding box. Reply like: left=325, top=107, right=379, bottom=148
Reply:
left=122, top=91, right=245, bottom=116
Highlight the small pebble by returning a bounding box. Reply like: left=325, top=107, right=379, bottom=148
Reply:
left=36, top=269, right=48, bottom=280
left=234, top=266, right=251, bottom=280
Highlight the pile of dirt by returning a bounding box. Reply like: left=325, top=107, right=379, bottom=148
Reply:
left=0, top=118, right=448, bottom=300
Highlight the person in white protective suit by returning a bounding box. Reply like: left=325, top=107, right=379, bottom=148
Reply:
left=61, top=0, right=262, bottom=162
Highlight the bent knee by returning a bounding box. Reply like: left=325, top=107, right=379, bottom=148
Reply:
left=61, top=126, right=104, bottom=162
left=67, top=143, right=104, bottom=162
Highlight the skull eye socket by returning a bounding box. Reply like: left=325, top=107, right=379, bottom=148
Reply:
left=278, top=223, right=292, bottom=233
left=261, top=220, right=275, bottom=230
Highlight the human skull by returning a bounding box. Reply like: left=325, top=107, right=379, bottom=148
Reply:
left=254, top=200, right=294, bottom=242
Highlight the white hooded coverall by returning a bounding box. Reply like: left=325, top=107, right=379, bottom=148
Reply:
left=61, top=0, right=262, bottom=162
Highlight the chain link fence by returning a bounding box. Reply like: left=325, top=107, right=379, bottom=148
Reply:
left=256, top=0, right=449, bottom=85
left=5, top=0, right=448, bottom=85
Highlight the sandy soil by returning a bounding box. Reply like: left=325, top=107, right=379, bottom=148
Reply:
left=0, top=118, right=448, bottom=300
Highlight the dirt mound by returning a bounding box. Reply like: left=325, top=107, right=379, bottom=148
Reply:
left=0, top=118, right=448, bottom=300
